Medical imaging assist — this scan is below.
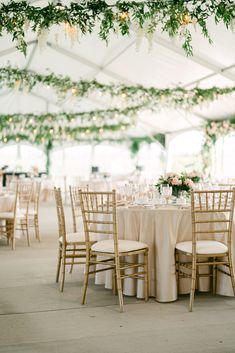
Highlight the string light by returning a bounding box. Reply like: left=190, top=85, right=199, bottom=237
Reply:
left=71, top=87, right=77, bottom=95
left=118, top=11, right=129, bottom=21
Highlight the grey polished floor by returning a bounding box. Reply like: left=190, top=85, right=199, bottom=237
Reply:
left=0, top=203, right=235, bottom=353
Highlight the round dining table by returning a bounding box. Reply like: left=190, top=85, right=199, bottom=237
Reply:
left=95, top=204, right=235, bottom=302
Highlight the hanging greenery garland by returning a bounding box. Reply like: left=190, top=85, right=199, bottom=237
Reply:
left=0, top=1, right=235, bottom=56
left=1, top=66, right=235, bottom=111
left=0, top=111, right=137, bottom=144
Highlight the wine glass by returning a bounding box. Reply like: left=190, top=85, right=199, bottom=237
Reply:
left=161, top=185, right=172, bottom=204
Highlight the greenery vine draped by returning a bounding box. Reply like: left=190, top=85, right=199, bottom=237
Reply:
left=0, top=1, right=235, bottom=56
left=2, top=66, right=235, bottom=111
left=0, top=112, right=137, bottom=144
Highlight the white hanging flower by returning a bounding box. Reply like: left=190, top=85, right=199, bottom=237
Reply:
left=37, top=28, right=49, bottom=51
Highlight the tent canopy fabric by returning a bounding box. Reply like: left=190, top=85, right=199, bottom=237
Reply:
left=0, top=0, right=235, bottom=138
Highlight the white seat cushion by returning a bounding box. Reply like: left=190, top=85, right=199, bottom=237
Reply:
left=0, top=212, right=14, bottom=220
left=28, top=210, right=37, bottom=216
left=91, top=239, right=148, bottom=254
left=16, top=209, right=37, bottom=218
left=59, top=233, right=96, bottom=244
left=176, top=240, right=228, bottom=255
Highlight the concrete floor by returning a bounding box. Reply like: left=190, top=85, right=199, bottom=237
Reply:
left=1, top=203, right=235, bottom=353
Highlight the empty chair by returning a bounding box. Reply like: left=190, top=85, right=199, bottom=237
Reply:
left=0, top=183, right=18, bottom=250
left=79, top=190, right=149, bottom=312
left=16, top=181, right=34, bottom=246
left=54, top=187, right=96, bottom=291
left=175, top=189, right=235, bottom=311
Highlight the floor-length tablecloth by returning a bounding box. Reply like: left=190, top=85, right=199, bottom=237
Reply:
left=95, top=205, right=235, bottom=302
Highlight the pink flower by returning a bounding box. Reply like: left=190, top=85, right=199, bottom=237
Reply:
left=185, top=178, right=194, bottom=188
left=171, top=177, right=181, bottom=185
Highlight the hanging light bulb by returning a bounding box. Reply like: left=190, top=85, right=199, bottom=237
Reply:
left=99, top=128, right=104, bottom=134
left=71, top=87, right=77, bottom=95
left=92, top=116, right=97, bottom=121
left=3, top=137, right=7, bottom=143
left=118, top=11, right=129, bottom=21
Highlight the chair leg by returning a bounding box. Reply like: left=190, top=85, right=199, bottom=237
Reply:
left=81, top=251, right=90, bottom=305
left=9, top=221, right=15, bottom=250
left=25, top=221, right=30, bottom=247
left=212, top=258, right=217, bottom=295
left=60, top=247, right=66, bottom=292
left=189, top=257, right=197, bottom=312
left=56, top=248, right=62, bottom=283
left=175, top=251, right=180, bottom=294
left=228, top=253, right=235, bottom=296
left=115, top=257, right=124, bottom=312
left=144, top=250, right=149, bottom=302
left=69, top=245, right=76, bottom=274
left=34, top=215, right=40, bottom=242
left=112, top=268, right=117, bottom=295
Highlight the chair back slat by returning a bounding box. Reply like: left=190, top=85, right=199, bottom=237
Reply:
left=69, top=185, right=88, bottom=232
left=79, top=190, right=118, bottom=251
left=18, top=182, right=33, bottom=212
left=191, top=189, right=235, bottom=253
left=54, top=187, right=66, bottom=242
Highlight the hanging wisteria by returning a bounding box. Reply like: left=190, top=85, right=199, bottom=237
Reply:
left=0, top=1, right=235, bottom=56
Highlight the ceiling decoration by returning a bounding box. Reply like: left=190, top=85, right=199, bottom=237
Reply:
left=0, top=1, right=234, bottom=56
left=1, top=66, right=235, bottom=111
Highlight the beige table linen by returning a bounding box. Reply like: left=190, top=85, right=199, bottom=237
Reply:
left=95, top=205, right=235, bottom=302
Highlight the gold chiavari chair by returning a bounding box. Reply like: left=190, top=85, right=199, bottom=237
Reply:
left=16, top=182, right=34, bottom=246
left=54, top=187, right=97, bottom=292
left=79, top=190, right=149, bottom=312
left=175, top=189, right=235, bottom=311
left=0, top=183, right=18, bottom=250
left=27, top=181, right=41, bottom=242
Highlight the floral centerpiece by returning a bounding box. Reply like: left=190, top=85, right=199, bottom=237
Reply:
left=155, top=172, right=201, bottom=197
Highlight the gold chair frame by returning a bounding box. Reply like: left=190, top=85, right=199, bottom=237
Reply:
left=0, top=183, right=18, bottom=250
left=79, top=190, right=149, bottom=312
left=176, top=189, right=235, bottom=311
left=54, top=187, right=96, bottom=292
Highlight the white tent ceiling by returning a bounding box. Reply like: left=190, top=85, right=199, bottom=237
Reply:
left=0, top=0, right=235, bottom=137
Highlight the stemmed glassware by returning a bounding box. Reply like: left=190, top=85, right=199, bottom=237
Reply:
left=161, top=185, right=172, bottom=204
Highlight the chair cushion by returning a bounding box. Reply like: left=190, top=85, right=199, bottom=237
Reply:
left=176, top=240, right=228, bottom=255
left=16, top=209, right=37, bottom=217
left=59, top=233, right=96, bottom=244
left=91, top=239, right=148, bottom=254
left=0, top=212, right=14, bottom=220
